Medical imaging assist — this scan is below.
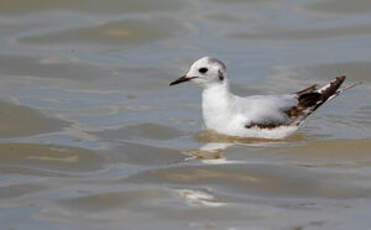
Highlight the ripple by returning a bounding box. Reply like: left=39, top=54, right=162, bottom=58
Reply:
left=225, top=139, right=371, bottom=169
left=0, top=0, right=184, bottom=14
left=107, top=142, right=186, bottom=166
left=0, top=183, right=46, bottom=200
left=19, top=18, right=189, bottom=47
left=232, top=24, right=371, bottom=41
left=126, top=163, right=371, bottom=199
left=0, top=55, right=107, bottom=81
left=0, top=100, right=68, bottom=138
left=0, top=143, right=105, bottom=173
left=307, top=0, right=371, bottom=14
left=91, top=123, right=185, bottom=141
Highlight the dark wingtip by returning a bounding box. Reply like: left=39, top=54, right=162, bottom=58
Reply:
left=319, top=75, right=346, bottom=101
left=331, top=75, right=346, bottom=90
left=337, top=75, right=346, bottom=82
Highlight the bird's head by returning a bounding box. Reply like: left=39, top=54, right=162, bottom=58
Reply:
left=170, top=56, right=227, bottom=88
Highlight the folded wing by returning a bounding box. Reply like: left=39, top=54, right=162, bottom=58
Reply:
left=245, top=75, right=347, bottom=129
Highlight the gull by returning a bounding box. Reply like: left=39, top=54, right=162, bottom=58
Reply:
left=169, top=57, right=360, bottom=139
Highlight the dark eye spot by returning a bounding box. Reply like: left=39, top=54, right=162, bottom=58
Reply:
left=218, top=70, right=224, bottom=81
left=199, top=67, right=208, bottom=74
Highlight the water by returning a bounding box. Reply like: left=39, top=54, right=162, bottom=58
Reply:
left=0, top=0, right=370, bottom=229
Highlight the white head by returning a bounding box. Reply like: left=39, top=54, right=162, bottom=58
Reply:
left=170, top=56, right=227, bottom=88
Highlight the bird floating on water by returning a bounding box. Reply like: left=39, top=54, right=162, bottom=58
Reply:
left=170, top=56, right=360, bottom=139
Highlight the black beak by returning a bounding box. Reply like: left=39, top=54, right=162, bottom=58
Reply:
left=169, top=76, right=197, bottom=86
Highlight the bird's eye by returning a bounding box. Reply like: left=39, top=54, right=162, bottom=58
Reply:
left=199, top=67, right=208, bottom=74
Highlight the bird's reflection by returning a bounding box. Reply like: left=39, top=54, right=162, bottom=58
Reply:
left=184, top=130, right=312, bottom=162
left=184, top=142, right=232, bottom=161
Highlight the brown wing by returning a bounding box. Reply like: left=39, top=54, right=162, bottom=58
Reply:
left=295, top=84, right=317, bottom=96
left=285, top=75, right=346, bottom=126
left=245, top=76, right=346, bottom=129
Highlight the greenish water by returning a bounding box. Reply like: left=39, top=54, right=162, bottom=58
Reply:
left=0, top=0, right=370, bottom=229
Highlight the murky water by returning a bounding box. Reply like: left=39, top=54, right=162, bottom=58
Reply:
left=0, top=0, right=370, bottom=229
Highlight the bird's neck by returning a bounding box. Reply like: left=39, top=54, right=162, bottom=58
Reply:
left=202, top=82, right=233, bottom=129
left=202, top=82, right=231, bottom=101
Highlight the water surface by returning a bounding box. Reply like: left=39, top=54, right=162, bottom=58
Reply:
left=0, top=0, right=370, bottom=229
